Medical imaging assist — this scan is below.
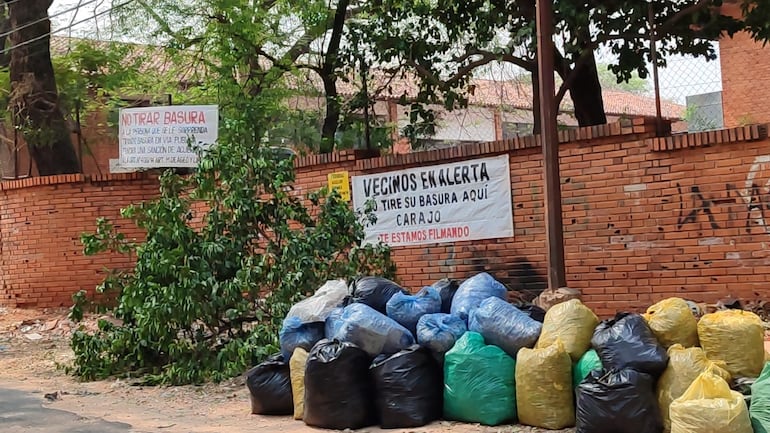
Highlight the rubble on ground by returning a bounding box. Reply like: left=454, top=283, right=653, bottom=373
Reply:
left=0, top=307, right=112, bottom=342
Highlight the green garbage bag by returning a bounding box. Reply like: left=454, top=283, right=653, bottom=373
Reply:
left=444, top=332, right=516, bottom=425
left=751, top=362, right=770, bottom=433
left=573, top=349, right=602, bottom=388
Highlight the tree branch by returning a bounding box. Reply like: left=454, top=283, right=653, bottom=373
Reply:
left=408, top=48, right=533, bottom=91
left=658, top=0, right=712, bottom=34
left=476, top=49, right=536, bottom=71
left=282, top=4, right=364, bottom=67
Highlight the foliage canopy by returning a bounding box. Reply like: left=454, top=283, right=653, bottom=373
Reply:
left=348, top=0, right=770, bottom=133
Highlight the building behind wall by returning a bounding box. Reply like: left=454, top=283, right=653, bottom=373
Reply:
left=719, top=0, right=770, bottom=127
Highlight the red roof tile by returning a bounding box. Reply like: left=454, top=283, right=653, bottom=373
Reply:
left=50, top=36, right=684, bottom=120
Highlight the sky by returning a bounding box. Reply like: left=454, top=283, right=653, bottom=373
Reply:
left=49, top=0, right=123, bottom=41
left=48, top=0, right=723, bottom=105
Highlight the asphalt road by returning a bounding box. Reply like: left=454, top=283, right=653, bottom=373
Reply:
left=0, top=387, right=132, bottom=433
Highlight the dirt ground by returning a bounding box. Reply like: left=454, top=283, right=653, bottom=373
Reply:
left=0, top=307, right=571, bottom=433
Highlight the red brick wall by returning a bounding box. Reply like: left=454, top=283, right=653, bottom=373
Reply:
left=719, top=3, right=770, bottom=128
left=0, top=173, right=160, bottom=308
left=295, top=121, right=770, bottom=317
left=3, top=119, right=770, bottom=316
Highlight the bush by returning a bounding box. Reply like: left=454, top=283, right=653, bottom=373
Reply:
left=70, top=139, right=394, bottom=385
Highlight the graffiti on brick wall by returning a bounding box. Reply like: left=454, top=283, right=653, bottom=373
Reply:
left=675, top=155, right=770, bottom=233
left=732, top=155, right=770, bottom=233
left=677, top=184, right=719, bottom=230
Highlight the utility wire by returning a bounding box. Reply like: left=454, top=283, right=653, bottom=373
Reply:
left=0, top=0, right=99, bottom=40
left=68, top=0, right=88, bottom=38
left=1, top=0, right=135, bottom=56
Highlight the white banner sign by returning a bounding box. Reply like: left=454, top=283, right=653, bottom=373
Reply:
left=118, top=105, right=219, bottom=168
left=351, top=155, right=514, bottom=247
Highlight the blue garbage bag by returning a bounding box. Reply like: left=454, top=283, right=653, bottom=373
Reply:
left=324, top=307, right=344, bottom=339
left=386, top=286, right=442, bottom=335
left=450, top=272, right=507, bottom=321
left=279, top=316, right=325, bottom=360
left=330, top=303, right=415, bottom=357
left=416, top=313, right=467, bottom=354
left=469, top=297, right=542, bottom=358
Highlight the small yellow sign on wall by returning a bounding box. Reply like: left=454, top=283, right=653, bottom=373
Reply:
left=328, top=171, right=351, bottom=201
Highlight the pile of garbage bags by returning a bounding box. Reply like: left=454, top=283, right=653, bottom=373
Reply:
left=245, top=273, right=770, bottom=432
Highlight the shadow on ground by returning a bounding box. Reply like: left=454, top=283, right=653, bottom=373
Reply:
left=0, top=387, right=132, bottom=433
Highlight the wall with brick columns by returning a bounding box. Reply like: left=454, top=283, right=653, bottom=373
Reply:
left=0, top=173, right=160, bottom=308
left=3, top=119, right=770, bottom=315
left=295, top=120, right=770, bottom=317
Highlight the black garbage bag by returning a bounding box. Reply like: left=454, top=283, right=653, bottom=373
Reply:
left=346, top=277, right=409, bottom=314
left=591, top=312, right=669, bottom=377
left=303, top=339, right=376, bottom=430
left=370, top=345, right=443, bottom=428
left=517, top=303, right=546, bottom=323
left=278, top=316, right=325, bottom=360
left=432, top=278, right=459, bottom=314
left=245, top=353, right=293, bottom=415
left=576, top=368, right=663, bottom=433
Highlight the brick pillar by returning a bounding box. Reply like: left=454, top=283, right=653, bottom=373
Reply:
left=494, top=109, right=503, bottom=140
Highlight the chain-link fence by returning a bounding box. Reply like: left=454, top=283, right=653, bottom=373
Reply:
left=654, top=42, right=725, bottom=133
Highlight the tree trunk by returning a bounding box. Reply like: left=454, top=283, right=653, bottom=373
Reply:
left=318, top=0, right=349, bottom=154
left=7, top=0, right=80, bottom=175
left=0, top=4, right=10, bottom=67
left=568, top=51, right=607, bottom=127
left=319, top=77, right=339, bottom=153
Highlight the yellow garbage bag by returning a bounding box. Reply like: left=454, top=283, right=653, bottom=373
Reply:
left=643, top=297, right=699, bottom=348
left=516, top=340, right=574, bottom=429
left=657, top=344, right=730, bottom=432
left=536, top=299, right=599, bottom=362
left=290, top=347, right=309, bottom=420
left=698, top=310, right=764, bottom=378
left=669, top=367, right=752, bottom=433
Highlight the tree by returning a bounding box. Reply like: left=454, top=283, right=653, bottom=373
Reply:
left=67, top=1, right=396, bottom=384
left=351, top=0, right=761, bottom=135
left=0, top=4, right=10, bottom=68
left=6, top=0, right=81, bottom=175
left=71, top=137, right=394, bottom=384
left=107, top=0, right=370, bottom=153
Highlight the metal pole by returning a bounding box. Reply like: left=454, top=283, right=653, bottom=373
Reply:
left=536, top=0, right=567, bottom=289
left=13, top=123, right=18, bottom=179
left=649, top=2, right=663, bottom=136
left=75, top=98, right=83, bottom=172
